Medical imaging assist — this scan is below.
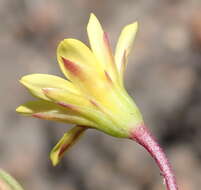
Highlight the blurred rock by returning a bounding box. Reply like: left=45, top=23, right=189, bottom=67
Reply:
left=191, top=10, right=201, bottom=48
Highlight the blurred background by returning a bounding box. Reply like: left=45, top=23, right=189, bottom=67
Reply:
left=0, top=0, right=201, bottom=189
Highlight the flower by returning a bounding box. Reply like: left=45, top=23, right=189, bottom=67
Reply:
left=16, top=13, right=143, bottom=166
left=16, top=14, right=179, bottom=190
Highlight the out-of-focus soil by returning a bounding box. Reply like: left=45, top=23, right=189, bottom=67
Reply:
left=0, top=0, right=201, bottom=189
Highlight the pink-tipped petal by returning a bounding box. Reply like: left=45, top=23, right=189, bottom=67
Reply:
left=50, top=126, right=87, bottom=166
left=62, top=57, right=82, bottom=77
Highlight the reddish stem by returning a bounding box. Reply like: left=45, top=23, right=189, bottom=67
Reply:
left=130, top=125, right=178, bottom=190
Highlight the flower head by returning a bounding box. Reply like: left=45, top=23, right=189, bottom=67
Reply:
left=16, top=13, right=143, bottom=165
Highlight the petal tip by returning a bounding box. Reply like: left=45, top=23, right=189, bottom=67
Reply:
left=19, top=76, right=27, bottom=86
left=16, top=105, right=30, bottom=114
left=126, top=21, right=139, bottom=32
left=89, top=13, right=97, bottom=21
left=50, top=152, right=60, bottom=166
left=87, top=13, right=101, bottom=30
left=89, top=12, right=95, bottom=17
left=15, top=106, right=22, bottom=113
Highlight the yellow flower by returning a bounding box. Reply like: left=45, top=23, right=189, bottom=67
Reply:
left=16, top=13, right=143, bottom=166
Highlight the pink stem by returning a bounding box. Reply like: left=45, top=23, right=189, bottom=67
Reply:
left=130, top=124, right=178, bottom=190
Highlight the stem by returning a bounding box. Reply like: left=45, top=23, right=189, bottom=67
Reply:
left=130, top=125, right=178, bottom=190
left=0, top=169, right=24, bottom=190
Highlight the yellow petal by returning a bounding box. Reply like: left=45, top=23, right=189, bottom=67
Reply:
left=57, top=39, right=108, bottom=94
left=56, top=101, right=125, bottom=137
left=16, top=100, right=95, bottom=126
left=20, top=74, right=80, bottom=101
left=43, top=87, right=93, bottom=108
left=50, top=126, right=86, bottom=166
left=57, top=39, right=103, bottom=78
left=87, top=13, right=118, bottom=83
left=115, top=22, right=138, bottom=77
